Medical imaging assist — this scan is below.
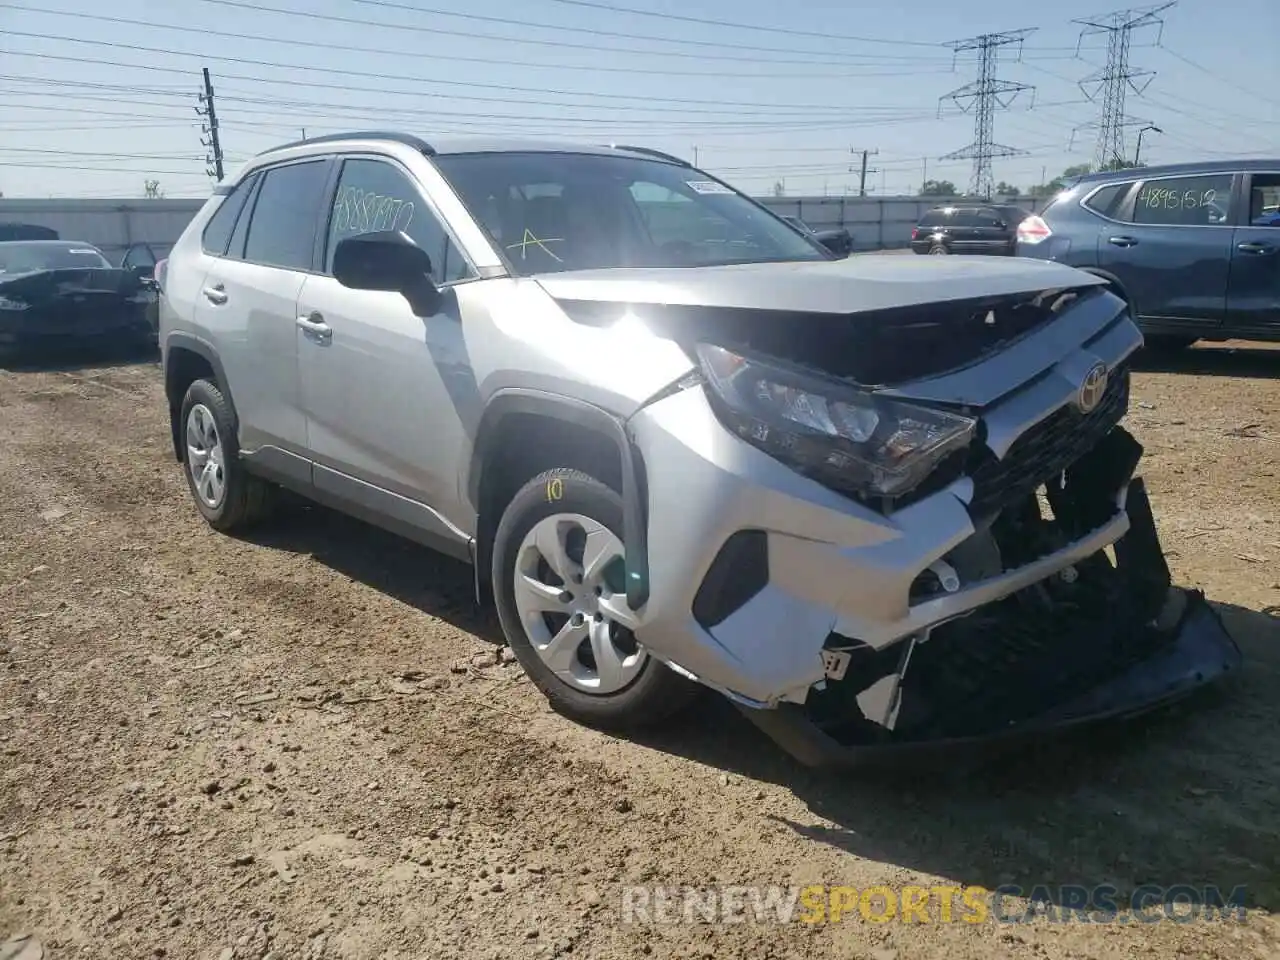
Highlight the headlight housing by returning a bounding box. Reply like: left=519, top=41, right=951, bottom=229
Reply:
left=696, top=343, right=976, bottom=503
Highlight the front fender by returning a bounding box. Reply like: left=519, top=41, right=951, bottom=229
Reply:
left=467, top=388, right=653, bottom=609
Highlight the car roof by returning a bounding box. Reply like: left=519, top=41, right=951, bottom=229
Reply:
left=253, top=131, right=690, bottom=165
left=1070, top=158, right=1280, bottom=184
left=0, top=240, right=99, bottom=248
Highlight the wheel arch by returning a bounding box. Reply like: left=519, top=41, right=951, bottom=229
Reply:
left=163, top=333, right=234, bottom=462
left=1076, top=267, right=1134, bottom=313
left=467, top=389, right=650, bottom=610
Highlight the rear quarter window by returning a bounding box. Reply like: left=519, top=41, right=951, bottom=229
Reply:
left=1082, top=182, right=1134, bottom=219
left=201, top=174, right=258, bottom=256
left=917, top=210, right=946, bottom=227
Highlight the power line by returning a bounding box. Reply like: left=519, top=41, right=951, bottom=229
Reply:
left=344, top=0, right=949, bottom=59
left=0, top=1, right=956, bottom=79
left=184, top=0, right=947, bottom=66
left=0, top=24, right=945, bottom=115
left=938, top=30, right=1036, bottom=198
left=0, top=86, right=947, bottom=138
left=377, top=0, right=945, bottom=47
left=0, top=146, right=205, bottom=159
left=1072, top=2, right=1174, bottom=169
left=1154, top=44, right=1280, bottom=110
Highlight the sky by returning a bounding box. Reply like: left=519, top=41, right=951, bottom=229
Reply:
left=0, top=0, right=1275, bottom=198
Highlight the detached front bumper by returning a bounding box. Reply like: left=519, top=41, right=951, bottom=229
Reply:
left=741, top=586, right=1241, bottom=768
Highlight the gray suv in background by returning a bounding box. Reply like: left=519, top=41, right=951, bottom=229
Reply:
left=158, top=132, right=1239, bottom=767
left=1016, top=159, right=1280, bottom=348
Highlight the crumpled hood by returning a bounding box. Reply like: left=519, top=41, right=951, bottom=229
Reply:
left=534, top=254, right=1102, bottom=314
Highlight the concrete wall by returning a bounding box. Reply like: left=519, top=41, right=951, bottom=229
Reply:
left=0, top=198, right=205, bottom=263
left=0, top=194, right=1051, bottom=262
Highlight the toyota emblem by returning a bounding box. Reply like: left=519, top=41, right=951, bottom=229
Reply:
left=1076, top=361, right=1109, bottom=414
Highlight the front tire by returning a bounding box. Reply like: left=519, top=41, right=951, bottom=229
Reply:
left=491, top=468, right=699, bottom=730
left=179, top=378, right=274, bottom=531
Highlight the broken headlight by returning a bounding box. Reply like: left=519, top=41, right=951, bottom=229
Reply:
left=697, top=343, right=976, bottom=500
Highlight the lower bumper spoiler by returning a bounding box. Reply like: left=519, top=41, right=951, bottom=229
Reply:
left=739, top=590, right=1241, bottom=769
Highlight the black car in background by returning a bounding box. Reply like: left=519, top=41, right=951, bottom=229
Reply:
left=910, top=203, right=1029, bottom=256
left=0, top=240, right=156, bottom=353
left=781, top=215, right=855, bottom=256
left=0, top=222, right=58, bottom=242
left=1016, top=159, right=1280, bottom=347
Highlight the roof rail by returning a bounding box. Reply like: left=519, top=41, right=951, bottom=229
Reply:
left=608, top=144, right=690, bottom=167
left=254, top=131, right=436, bottom=157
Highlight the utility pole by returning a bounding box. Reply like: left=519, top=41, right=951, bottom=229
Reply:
left=851, top=148, right=879, bottom=197
left=938, top=30, right=1036, bottom=199
left=1134, top=123, right=1162, bottom=164
left=196, top=67, right=225, bottom=182
left=1072, top=3, right=1174, bottom=170
left=692, top=145, right=699, bottom=166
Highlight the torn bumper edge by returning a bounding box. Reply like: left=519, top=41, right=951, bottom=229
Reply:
left=736, top=590, right=1243, bottom=769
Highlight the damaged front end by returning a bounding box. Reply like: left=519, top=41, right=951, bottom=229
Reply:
left=610, top=276, right=1241, bottom=768
left=748, top=426, right=1241, bottom=768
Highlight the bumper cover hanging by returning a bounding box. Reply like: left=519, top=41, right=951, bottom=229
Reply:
left=738, top=473, right=1243, bottom=770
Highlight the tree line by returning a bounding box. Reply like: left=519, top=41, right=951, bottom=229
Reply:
left=920, top=158, right=1146, bottom=199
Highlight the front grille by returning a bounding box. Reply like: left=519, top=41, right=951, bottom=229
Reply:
left=967, top=363, right=1130, bottom=520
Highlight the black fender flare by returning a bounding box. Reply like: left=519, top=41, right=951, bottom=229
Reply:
left=162, top=331, right=236, bottom=461
left=467, top=389, right=650, bottom=609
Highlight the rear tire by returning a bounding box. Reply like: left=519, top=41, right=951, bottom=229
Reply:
left=491, top=467, right=700, bottom=730
left=179, top=378, right=274, bottom=532
left=929, top=242, right=949, bottom=255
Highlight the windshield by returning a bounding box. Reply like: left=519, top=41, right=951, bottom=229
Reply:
left=0, top=243, right=111, bottom=274
left=433, top=151, right=831, bottom=275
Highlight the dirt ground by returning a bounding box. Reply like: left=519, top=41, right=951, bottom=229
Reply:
left=1, top=341, right=1278, bottom=960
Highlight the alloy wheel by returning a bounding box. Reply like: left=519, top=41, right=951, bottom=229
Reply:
left=512, top=512, right=647, bottom=695
left=185, top=403, right=226, bottom=509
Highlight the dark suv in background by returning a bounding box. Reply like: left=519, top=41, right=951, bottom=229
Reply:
left=909, top=203, right=1028, bottom=256
left=1016, top=159, right=1280, bottom=347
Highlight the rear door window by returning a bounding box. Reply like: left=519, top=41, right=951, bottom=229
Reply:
left=1131, top=174, right=1235, bottom=226
left=242, top=160, right=331, bottom=271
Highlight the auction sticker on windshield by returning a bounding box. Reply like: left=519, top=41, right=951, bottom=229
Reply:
left=687, top=181, right=733, bottom=195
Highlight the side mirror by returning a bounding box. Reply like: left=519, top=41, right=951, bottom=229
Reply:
left=129, top=263, right=153, bottom=281
left=817, top=231, right=853, bottom=257
left=333, top=230, right=441, bottom=316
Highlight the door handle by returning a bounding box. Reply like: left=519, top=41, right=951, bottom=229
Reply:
left=201, top=284, right=227, bottom=305
left=296, top=313, right=332, bottom=344
left=1236, top=241, right=1276, bottom=255
left=1108, top=236, right=1138, bottom=248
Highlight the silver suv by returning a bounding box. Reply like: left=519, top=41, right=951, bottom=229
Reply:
left=158, top=132, right=1240, bottom=766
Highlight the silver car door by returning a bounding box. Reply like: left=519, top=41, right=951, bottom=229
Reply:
left=296, top=154, right=479, bottom=550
